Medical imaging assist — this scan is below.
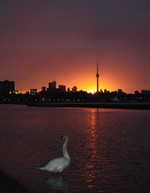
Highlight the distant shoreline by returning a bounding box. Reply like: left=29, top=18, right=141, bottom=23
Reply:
left=27, top=102, right=150, bottom=110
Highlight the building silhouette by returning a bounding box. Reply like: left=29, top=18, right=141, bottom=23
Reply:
left=72, top=86, right=77, bottom=92
left=30, top=89, right=37, bottom=95
left=41, top=86, right=46, bottom=92
left=96, top=60, right=99, bottom=92
left=47, top=81, right=56, bottom=92
left=0, top=80, right=15, bottom=96
left=58, top=85, right=66, bottom=92
left=49, top=81, right=56, bottom=89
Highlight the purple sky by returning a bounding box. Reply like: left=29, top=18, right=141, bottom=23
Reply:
left=0, top=0, right=150, bottom=93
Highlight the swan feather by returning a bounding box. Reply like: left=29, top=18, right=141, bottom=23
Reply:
left=39, top=135, right=70, bottom=173
left=40, top=157, right=70, bottom=173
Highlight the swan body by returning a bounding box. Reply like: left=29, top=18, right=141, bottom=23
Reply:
left=39, top=135, right=70, bottom=173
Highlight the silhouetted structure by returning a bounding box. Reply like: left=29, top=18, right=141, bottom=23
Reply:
left=48, top=81, right=56, bottom=92
left=49, top=81, right=56, bottom=89
left=30, top=89, right=37, bottom=95
left=0, top=78, right=150, bottom=109
left=0, top=80, right=15, bottom=96
left=72, top=86, right=77, bottom=92
left=58, top=85, right=66, bottom=92
left=96, top=60, right=99, bottom=92
left=41, top=86, right=46, bottom=92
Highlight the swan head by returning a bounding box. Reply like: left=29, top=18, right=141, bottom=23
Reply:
left=61, top=135, right=69, bottom=141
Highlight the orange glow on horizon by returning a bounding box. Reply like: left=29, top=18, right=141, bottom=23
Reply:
left=87, top=90, right=96, bottom=94
left=15, top=59, right=140, bottom=94
left=17, top=78, right=120, bottom=94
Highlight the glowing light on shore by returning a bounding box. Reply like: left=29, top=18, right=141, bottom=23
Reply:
left=87, top=90, right=96, bottom=94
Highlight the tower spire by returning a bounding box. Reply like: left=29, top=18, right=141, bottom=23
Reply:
left=96, top=60, right=99, bottom=93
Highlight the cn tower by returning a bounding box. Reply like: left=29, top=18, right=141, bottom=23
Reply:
left=96, top=60, right=99, bottom=93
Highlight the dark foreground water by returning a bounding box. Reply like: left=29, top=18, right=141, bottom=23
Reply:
left=0, top=104, right=150, bottom=193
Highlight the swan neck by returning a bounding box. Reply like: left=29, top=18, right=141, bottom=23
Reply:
left=62, top=138, right=70, bottom=160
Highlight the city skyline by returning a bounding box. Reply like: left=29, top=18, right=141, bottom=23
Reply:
left=0, top=59, right=149, bottom=94
left=0, top=78, right=149, bottom=95
left=0, top=0, right=150, bottom=93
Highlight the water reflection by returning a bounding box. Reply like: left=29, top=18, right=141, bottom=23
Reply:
left=0, top=106, right=150, bottom=193
left=46, top=175, right=69, bottom=192
left=84, top=109, right=100, bottom=190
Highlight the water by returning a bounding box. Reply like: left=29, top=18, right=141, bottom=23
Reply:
left=0, top=104, right=150, bottom=193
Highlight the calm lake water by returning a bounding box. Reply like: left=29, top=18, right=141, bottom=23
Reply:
left=0, top=104, right=150, bottom=193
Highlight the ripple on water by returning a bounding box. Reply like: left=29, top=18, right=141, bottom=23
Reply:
left=0, top=106, right=150, bottom=193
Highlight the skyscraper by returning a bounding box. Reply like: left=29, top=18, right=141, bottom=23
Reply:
left=48, top=81, right=56, bottom=90
left=47, top=81, right=57, bottom=93
left=0, top=80, right=15, bottom=96
left=96, top=60, right=99, bottom=93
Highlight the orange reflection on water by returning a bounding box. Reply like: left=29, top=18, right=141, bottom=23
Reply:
left=84, top=109, right=100, bottom=190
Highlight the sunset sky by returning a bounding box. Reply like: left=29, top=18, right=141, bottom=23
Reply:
left=0, top=0, right=150, bottom=93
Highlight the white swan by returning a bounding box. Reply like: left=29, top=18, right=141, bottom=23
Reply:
left=39, top=135, right=70, bottom=173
